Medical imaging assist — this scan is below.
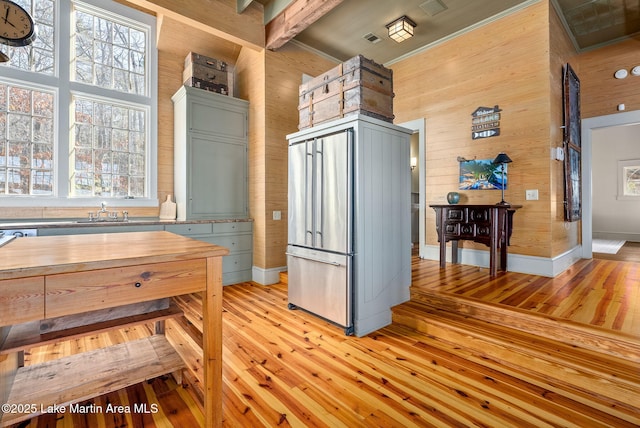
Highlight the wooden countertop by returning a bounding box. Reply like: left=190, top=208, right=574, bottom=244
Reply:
left=0, top=231, right=229, bottom=280
left=0, top=230, right=227, bottom=427
left=0, top=218, right=253, bottom=230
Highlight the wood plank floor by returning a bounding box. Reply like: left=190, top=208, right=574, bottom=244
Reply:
left=8, top=256, right=640, bottom=427
left=593, top=241, right=640, bottom=263
left=409, top=257, right=640, bottom=337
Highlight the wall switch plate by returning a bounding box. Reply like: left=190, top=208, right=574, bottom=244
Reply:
left=525, top=189, right=539, bottom=200
left=273, top=210, right=281, bottom=220
left=551, top=147, right=564, bottom=161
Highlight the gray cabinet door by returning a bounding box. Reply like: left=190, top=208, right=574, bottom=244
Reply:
left=173, top=86, right=249, bottom=220
left=190, top=136, right=247, bottom=218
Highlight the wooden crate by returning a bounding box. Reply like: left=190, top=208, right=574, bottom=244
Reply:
left=184, top=52, right=229, bottom=95
left=298, top=55, right=394, bottom=129
left=185, top=52, right=228, bottom=71
left=183, top=76, right=229, bottom=95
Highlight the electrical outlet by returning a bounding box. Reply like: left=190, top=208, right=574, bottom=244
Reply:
left=525, top=189, right=539, bottom=200
left=273, top=210, right=281, bottom=220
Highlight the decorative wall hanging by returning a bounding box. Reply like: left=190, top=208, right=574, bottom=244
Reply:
left=471, top=105, right=501, bottom=139
left=459, top=158, right=506, bottom=190
left=562, top=63, right=581, bottom=222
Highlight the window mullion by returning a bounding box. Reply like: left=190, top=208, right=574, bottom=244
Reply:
left=57, top=0, right=72, bottom=198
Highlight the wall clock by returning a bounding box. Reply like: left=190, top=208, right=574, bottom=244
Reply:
left=0, top=0, right=36, bottom=48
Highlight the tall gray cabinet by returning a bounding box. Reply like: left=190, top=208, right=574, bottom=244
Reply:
left=172, top=86, right=252, bottom=285
left=172, top=85, right=249, bottom=220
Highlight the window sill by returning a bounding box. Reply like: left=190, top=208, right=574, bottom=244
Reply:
left=0, top=197, right=159, bottom=208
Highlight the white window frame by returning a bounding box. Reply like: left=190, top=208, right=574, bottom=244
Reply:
left=617, top=159, right=640, bottom=200
left=0, top=0, right=157, bottom=207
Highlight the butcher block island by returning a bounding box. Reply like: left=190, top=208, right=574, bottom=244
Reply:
left=0, top=231, right=228, bottom=427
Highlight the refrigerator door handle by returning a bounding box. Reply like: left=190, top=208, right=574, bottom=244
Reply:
left=315, top=138, right=324, bottom=248
left=305, top=141, right=315, bottom=246
left=286, top=252, right=342, bottom=267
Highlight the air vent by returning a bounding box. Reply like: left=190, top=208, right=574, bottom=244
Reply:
left=362, top=32, right=382, bottom=44
left=420, top=0, right=448, bottom=16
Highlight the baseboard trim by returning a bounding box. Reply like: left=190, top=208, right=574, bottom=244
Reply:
left=252, top=265, right=287, bottom=285
left=421, top=244, right=583, bottom=277
left=593, top=231, right=640, bottom=242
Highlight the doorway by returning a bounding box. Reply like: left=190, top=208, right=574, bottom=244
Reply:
left=581, top=109, right=640, bottom=258
left=399, top=118, right=426, bottom=258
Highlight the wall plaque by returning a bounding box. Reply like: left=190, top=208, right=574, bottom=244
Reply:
left=471, top=105, right=501, bottom=139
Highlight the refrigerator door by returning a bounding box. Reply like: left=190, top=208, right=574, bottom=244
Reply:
left=288, top=130, right=353, bottom=253
left=288, top=139, right=313, bottom=248
left=314, top=130, right=352, bottom=254
left=286, top=245, right=352, bottom=331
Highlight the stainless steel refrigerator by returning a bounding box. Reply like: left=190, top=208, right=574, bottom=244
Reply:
left=287, top=115, right=412, bottom=337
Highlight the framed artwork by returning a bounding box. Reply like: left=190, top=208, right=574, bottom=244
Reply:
left=459, top=158, right=506, bottom=190
left=563, top=63, right=581, bottom=221
left=617, top=159, right=640, bottom=199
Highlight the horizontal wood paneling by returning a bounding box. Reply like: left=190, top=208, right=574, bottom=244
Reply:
left=264, top=45, right=337, bottom=269
left=392, top=1, right=576, bottom=258
left=577, top=38, right=640, bottom=118
left=236, top=42, right=336, bottom=270
left=236, top=47, right=267, bottom=268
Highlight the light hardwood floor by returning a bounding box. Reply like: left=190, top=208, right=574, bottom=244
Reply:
left=593, top=241, right=640, bottom=263
left=10, top=255, right=640, bottom=427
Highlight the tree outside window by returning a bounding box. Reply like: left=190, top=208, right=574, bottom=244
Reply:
left=0, top=0, right=156, bottom=204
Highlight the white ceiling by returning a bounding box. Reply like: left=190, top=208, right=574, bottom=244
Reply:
left=253, top=0, right=640, bottom=65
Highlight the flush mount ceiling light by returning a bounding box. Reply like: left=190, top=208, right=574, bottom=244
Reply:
left=614, top=69, right=628, bottom=79
left=386, top=15, right=416, bottom=43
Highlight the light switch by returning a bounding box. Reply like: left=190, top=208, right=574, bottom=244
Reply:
left=525, top=189, right=539, bottom=200
left=273, top=210, right=281, bottom=220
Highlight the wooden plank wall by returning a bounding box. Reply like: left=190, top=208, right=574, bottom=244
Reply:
left=235, top=43, right=337, bottom=270
left=549, top=3, right=580, bottom=255
left=236, top=48, right=267, bottom=268
left=576, top=38, right=640, bottom=118
left=392, top=1, right=576, bottom=259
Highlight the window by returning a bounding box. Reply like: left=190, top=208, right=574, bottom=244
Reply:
left=618, top=159, right=640, bottom=200
left=0, top=0, right=157, bottom=206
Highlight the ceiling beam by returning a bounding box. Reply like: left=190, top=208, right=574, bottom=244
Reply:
left=265, top=0, right=344, bottom=50
left=120, top=0, right=264, bottom=51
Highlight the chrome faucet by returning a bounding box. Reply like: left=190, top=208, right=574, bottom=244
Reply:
left=88, top=202, right=118, bottom=221
left=96, top=202, right=108, bottom=219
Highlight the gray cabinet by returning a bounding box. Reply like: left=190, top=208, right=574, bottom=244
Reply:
left=172, top=86, right=249, bottom=220
left=165, top=222, right=253, bottom=285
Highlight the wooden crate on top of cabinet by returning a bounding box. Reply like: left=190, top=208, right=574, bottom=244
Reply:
left=172, top=85, right=249, bottom=220
left=183, top=52, right=230, bottom=95
left=298, top=55, right=394, bottom=129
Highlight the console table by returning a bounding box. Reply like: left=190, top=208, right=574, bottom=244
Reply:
left=430, top=204, right=521, bottom=276
left=0, top=231, right=227, bottom=427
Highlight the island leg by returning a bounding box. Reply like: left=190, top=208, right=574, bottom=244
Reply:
left=202, top=256, right=224, bottom=428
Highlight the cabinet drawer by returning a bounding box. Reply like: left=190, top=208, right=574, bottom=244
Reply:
left=45, top=260, right=207, bottom=318
left=222, top=253, right=252, bottom=273
left=207, top=234, right=252, bottom=252
left=211, top=222, right=252, bottom=234
left=165, top=223, right=213, bottom=235
left=0, top=277, right=45, bottom=325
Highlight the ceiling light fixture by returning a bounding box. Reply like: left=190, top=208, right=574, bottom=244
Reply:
left=386, top=15, right=416, bottom=43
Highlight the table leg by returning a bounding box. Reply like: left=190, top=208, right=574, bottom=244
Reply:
left=451, top=241, right=459, bottom=264
left=203, top=256, right=223, bottom=428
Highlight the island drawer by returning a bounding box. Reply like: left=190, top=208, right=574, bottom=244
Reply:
left=45, top=259, right=207, bottom=318
left=0, top=277, right=45, bottom=326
